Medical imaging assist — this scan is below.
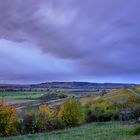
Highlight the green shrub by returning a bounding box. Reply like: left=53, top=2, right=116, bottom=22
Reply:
left=0, top=104, right=18, bottom=136
left=22, top=111, right=37, bottom=134
left=38, top=104, right=54, bottom=120
left=129, top=126, right=140, bottom=135
left=85, top=100, right=118, bottom=122
left=133, top=105, right=140, bottom=119
left=34, top=114, right=54, bottom=132
left=51, top=118, right=65, bottom=130
left=37, top=105, right=55, bottom=132
left=22, top=105, right=56, bottom=134
left=58, top=98, right=85, bottom=127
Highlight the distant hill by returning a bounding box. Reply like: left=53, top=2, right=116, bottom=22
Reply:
left=30, top=82, right=136, bottom=89
left=0, top=82, right=137, bottom=90
left=0, top=84, right=29, bottom=88
left=0, top=84, right=30, bottom=91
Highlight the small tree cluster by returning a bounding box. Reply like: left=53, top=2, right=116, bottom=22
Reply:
left=0, top=104, right=18, bottom=136
left=58, top=98, right=85, bottom=127
left=22, top=105, right=55, bottom=134
left=85, top=98, right=119, bottom=122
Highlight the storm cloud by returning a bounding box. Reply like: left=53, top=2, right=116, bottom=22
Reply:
left=0, top=0, right=140, bottom=83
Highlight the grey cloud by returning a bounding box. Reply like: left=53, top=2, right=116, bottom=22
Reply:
left=0, top=0, right=140, bottom=83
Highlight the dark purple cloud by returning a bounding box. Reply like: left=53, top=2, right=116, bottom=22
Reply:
left=0, top=0, right=140, bottom=83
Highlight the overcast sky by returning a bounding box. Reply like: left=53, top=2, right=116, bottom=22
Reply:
left=0, top=0, right=140, bottom=84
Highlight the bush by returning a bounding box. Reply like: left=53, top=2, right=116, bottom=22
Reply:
left=85, top=100, right=118, bottom=122
left=37, top=105, right=55, bottom=132
left=59, top=94, right=67, bottom=99
left=22, top=105, right=56, bottom=134
left=51, top=118, right=65, bottom=130
left=22, top=110, right=37, bottom=134
left=39, top=104, right=54, bottom=120
left=0, top=104, right=18, bottom=136
left=58, top=98, right=85, bottom=127
left=129, top=126, right=140, bottom=135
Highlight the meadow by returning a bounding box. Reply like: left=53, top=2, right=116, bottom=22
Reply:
left=0, top=91, right=44, bottom=100
left=0, top=89, right=91, bottom=100
left=0, top=122, right=139, bottom=140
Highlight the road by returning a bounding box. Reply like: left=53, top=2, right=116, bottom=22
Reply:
left=16, top=98, right=64, bottom=111
left=15, top=96, right=84, bottom=111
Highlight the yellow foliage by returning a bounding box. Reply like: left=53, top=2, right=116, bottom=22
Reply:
left=58, top=98, right=85, bottom=126
left=39, top=105, right=54, bottom=119
left=0, top=104, right=18, bottom=136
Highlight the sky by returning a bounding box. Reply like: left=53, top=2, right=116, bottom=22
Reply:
left=0, top=0, right=140, bottom=84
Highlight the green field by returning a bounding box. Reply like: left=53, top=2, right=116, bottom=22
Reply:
left=0, top=122, right=139, bottom=140
left=0, top=90, right=81, bottom=100
left=0, top=91, right=44, bottom=99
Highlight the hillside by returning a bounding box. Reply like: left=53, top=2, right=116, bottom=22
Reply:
left=30, top=82, right=136, bottom=89
left=131, top=85, right=140, bottom=91
left=0, top=82, right=136, bottom=91
left=80, top=88, right=140, bottom=105
left=1, top=122, right=139, bottom=140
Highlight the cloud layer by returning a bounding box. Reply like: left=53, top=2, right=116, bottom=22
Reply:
left=0, top=0, right=140, bottom=83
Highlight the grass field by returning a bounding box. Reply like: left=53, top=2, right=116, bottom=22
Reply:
left=0, top=90, right=82, bottom=100
left=0, top=91, right=44, bottom=99
left=130, top=86, right=140, bottom=95
left=79, top=88, right=139, bottom=105
left=0, top=122, right=139, bottom=140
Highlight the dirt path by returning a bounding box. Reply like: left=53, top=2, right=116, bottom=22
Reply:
left=16, top=99, right=65, bottom=111
left=16, top=96, right=83, bottom=111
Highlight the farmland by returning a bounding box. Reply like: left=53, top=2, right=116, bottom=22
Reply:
left=0, top=83, right=140, bottom=111
left=0, top=91, right=44, bottom=100
left=0, top=83, right=140, bottom=139
left=0, top=83, right=104, bottom=108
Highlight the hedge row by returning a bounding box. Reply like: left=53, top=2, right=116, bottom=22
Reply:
left=1, top=97, right=140, bottom=137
